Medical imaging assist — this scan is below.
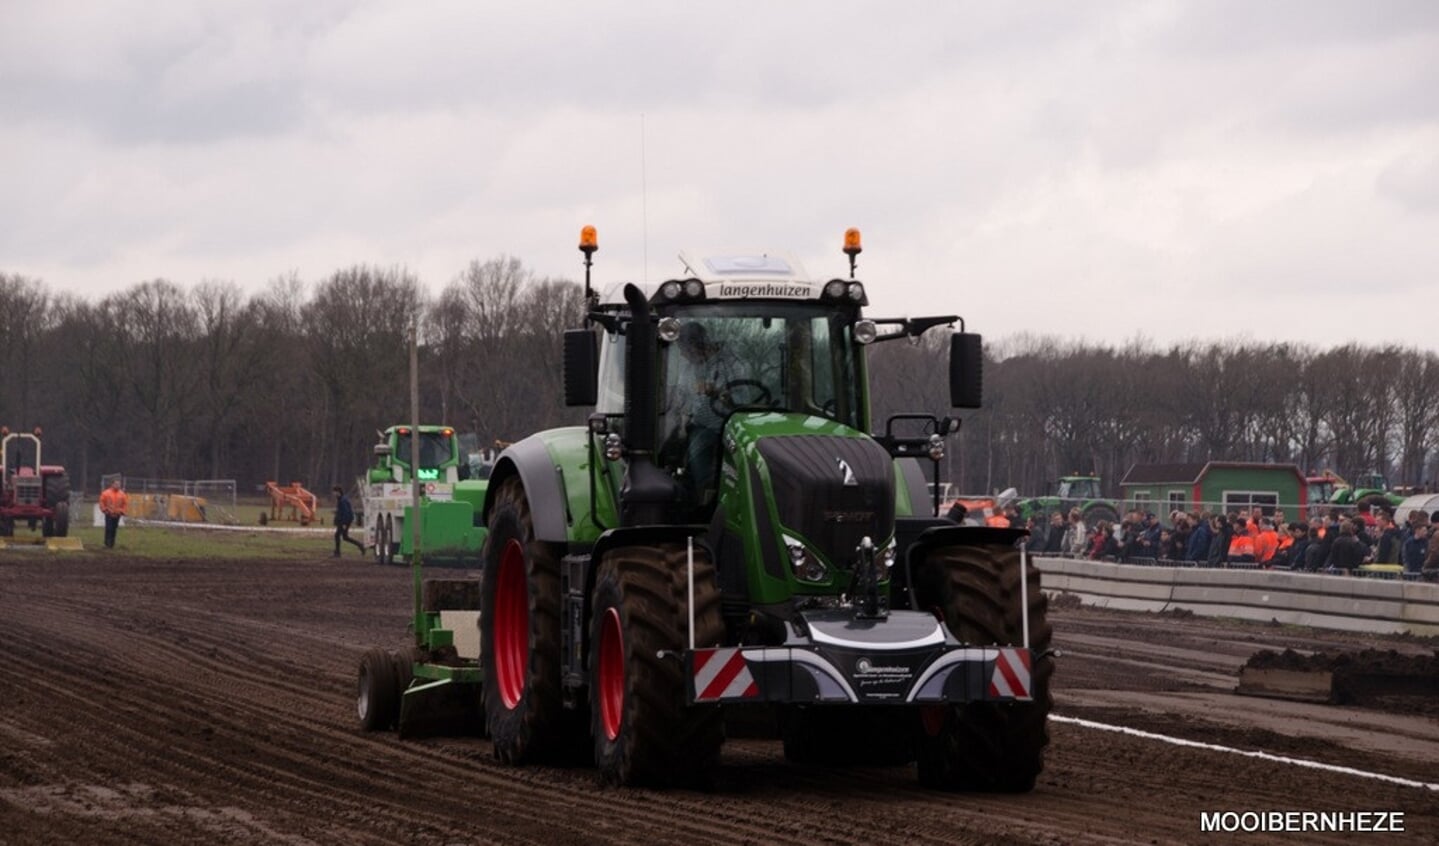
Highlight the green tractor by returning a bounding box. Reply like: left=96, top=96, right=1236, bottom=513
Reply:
left=360, top=424, right=488, bottom=565
left=1330, top=472, right=1405, bottom=511
left=464, top=227, right=1052, bottom=789
left=1015, top=475, right=1119, bottom=527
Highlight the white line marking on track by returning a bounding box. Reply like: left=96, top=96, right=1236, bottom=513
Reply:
left=1051, top=715, right=1439, bottom=792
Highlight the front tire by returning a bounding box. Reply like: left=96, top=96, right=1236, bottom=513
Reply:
left=911, top=542, right=1053, bottom=792
left=357, top=647, right=399, bottom=731
left=590, top=543, right=724, bottom=787
left=481, top=479, right=568, bottom=764
left=380, top=515, right=394, bottom=566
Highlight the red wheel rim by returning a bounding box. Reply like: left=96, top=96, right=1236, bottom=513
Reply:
left=598, top=607, right=625, bottom=741
left=495, top=538, right=528, bottom=709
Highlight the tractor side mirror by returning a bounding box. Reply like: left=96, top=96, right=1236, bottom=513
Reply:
left=949, top=332, right=983, bottom=409
left=563, top=328, right=599, bottom=407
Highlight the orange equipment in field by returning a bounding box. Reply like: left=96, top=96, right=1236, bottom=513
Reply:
left=265, top=481, right=318, bottom=525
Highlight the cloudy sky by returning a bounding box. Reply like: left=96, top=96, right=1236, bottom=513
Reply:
left=3, top=1, right=1436, bottom=350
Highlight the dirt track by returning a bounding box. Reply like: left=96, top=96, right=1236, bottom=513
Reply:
left=1, top=553, right=1435, bottom=845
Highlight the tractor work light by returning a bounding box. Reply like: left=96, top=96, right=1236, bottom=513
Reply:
left=682, top=278, right=704, bottom=299
left=928, top=433, right=945, bottom=462
left=657, top=316, right=681, bottom=343
left=846, top=282, right=865, bottom=302
left=579, top=225, right=598, bottom=254
left=843, top=227, right=862, bottom=256
left=603, top=432, right=623, bottom=461
left=853, top=319, right=877, bottom=345
left=823, top=280, right=847, bottom=300
left=660, top=280, right=683, bottom=300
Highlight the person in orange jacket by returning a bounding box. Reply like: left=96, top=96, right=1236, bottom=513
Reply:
left=1231, top=532, right=1254, bottom=564
left=1253, top=518, right=1280, bottom=566
left=99, top=478, right=129, bottom=549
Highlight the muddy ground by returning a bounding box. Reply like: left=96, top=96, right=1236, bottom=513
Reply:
left=1, top=553, right=1435, bottom=845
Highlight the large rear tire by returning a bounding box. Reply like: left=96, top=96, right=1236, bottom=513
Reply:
left=357, top=647, right=399, bottom=731
left=42, top=474, right=71, bottom=537
left=481, top=478, right=568, bottom=764
left=911, top=541, right=1053, bottom=792
left=590, top=543, right=724, bottom=787
left=1081, top=503, right=1118, bottom=528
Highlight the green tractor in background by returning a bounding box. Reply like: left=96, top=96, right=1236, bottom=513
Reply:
left=1015, top=474, right=1120, bottom=528
left=360, top=424, right=489, bottom=565
left=1329, top=471, right=1406, bottom=511
left=460, top=227, right=1052, bottom=789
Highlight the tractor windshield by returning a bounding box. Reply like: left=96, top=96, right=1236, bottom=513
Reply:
left=655, top=302, right=862, bottom=491
left=1061, top=478, right=1100, bottom=500
left=393, top=431, right=455, bottom=477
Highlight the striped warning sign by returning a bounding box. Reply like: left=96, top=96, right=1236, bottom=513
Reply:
left=988, top=647, right=1032, bottom=700
left=692, top=648, right=758, bottom=702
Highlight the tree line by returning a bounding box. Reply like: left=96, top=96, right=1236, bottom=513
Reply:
left=2, top=266, right=1437, bottom=497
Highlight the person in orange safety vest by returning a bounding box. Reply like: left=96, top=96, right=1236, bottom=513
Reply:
left=1227, top=522, right=1255, bottom=564
left=99, top=478, right=129, bottom=549
left=1253, top=518, right=1280, bottom=566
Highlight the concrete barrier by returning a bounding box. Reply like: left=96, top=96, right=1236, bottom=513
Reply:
left=1037, top=556, right=1439, bottom=636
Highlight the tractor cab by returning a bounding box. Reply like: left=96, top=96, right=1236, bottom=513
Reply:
left=373, top=425, right=463, bottom=484
left=589, top=259, right=870, bottom=520
left=1056, top=476, right=1102, bottom=504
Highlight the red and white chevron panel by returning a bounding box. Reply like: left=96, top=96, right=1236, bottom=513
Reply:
left=987, top=647, right=1033, bottom=701
left=692, top=648, right=758, bottom=702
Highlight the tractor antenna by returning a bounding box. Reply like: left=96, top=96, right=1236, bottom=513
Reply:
left=641, top=113, right=649, bottom=284
left=843, top=227, right=862, bottom=279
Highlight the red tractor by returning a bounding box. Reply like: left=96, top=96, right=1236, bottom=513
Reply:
left=0, top=427, right=71, bottom=538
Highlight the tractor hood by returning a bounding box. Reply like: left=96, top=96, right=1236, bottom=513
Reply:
left=726, top=412, right=895, bottom=573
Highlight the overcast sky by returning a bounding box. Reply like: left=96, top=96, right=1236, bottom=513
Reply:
left=3, top=1, right=1436, bottom=351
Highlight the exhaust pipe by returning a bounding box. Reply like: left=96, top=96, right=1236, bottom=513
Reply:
left=619, top=284, right=672, bottom=525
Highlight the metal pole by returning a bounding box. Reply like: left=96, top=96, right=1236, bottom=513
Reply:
left=687, top=536, right=696, bottom=650
left=409, top=319, right=423, bottom=623
left=1019, top=540, right=1031, bottom=649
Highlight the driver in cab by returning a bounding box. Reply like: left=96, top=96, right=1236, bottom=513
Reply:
left=670, top=321, right=739, bottom=499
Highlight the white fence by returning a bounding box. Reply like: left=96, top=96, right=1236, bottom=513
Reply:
left=1038, top=556, right=1439, bottom=636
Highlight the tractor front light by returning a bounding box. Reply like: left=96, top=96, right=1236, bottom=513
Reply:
left=785, top=536, right=828, bottom=583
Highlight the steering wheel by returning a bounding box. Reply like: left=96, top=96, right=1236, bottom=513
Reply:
left=711, top=379, right=773, bottom=417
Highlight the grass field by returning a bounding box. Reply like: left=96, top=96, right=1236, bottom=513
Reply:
left=0, top=520, right=335, bottom=561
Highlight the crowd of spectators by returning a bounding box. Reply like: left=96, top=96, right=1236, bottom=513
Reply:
left=984, top=501, right=1439, bottom=582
